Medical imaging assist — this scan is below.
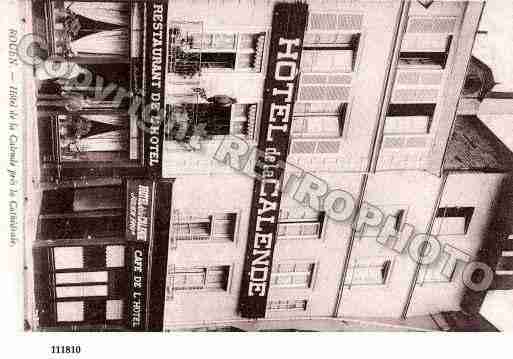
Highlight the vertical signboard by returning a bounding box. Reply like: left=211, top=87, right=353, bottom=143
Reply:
left=238, top=2, right=309, bottom=318
left=126, top=179, right=155, bottom=331
left=144, top=0, right=168, bottom=177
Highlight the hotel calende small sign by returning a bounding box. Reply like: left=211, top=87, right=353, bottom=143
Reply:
left=238, top=2, right=309, bottom=319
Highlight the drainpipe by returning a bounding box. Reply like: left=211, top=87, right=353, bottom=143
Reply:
left=332, top=0, right=410, bottom=316
left=401, top=172, right=449, bottom=320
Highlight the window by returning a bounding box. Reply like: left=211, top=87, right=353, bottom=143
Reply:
left=172, top=266, right=230, bottom=291
left=291, top=116, right=342, bottom=139
left=56, top=285, right=108, bottom=298
left=301, top=49, right=356, bottom=73
left=50, top=242, right=127, bottom=326
left=106, top=299, right=124, bottom=320
left=270, top=262, right=315, bottom=289
left=345, top=257, right=392, bottom=286
left=267, top=299, right=308, bottom=311
left=303, top=30, right=361, bottom=73
left=56, top=299, right=125, bottom=323
left=55, top=271, right=108, bottom=285
left=39, top=186, right=124, bottom=240
left=358, top=206, right=406, bottom=237
left=385, top=104, right=435, bottom=135
left=278, top=212, right=324, bottom=240
left=54, top=247, right=84, bottom=270
left=43, top=1, right=146, bottom=165
left=433, top=207, right=474, bottom=235
left=171, top=213, right=237, bottom=241
left=53, top=245, right=126, bottom=270
left=169, top=29, right=266, bottom=73
left=57, top=301, right=84, bottom=322
left=417, top=263, right=455, bottom=285
left=166, top=103, right=258, bottom=141
left=399, top=32, right=453, bottom=70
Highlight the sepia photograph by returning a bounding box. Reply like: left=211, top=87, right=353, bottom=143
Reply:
left=4, top=0, right=513, bottom=342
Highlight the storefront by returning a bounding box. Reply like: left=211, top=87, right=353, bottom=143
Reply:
left=35, top=0, right=168, bottom=182
left=33, top=179, right=172, bottom=331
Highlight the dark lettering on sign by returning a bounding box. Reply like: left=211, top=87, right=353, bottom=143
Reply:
left=238, top=2, right=309, bottom=318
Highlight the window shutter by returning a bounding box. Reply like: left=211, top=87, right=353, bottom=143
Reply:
left=391, top=88, right=439, bottom=103
left=298, top=73, right=351, bottom=102
left=381, top=135, right=431, bottom=149
left=290, top=141, right=317, bottom=154
left=290, top=140, right=341, bottom=154
left=308, top=13, right=363, bottom=31
left=395, top=70, right=443, bottom=86
left=316, top=140, right=341, bottom=153
left=300, top=73, right=352, bottom=86
left=406, top=17, right=457, bottom=34
left=298, top=85, right=350, bottom=102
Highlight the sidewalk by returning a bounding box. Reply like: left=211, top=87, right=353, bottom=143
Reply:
left=21, top=0, right=42, bottom=331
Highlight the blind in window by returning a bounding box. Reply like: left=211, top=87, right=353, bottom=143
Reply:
left=106, top=299, right=124, bottom=320
left=55, top=271, right=108, bottom=285
left=54, top=247, right=84, bottom=270
left=57, top=301, right=84, bottom=322
left=56, top=285, right=108, bottom=298
left=106, top=245, right=125, bottom=268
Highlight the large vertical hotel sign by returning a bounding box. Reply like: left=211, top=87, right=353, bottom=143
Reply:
left=238, top=2, right=309, bottom=318
left=144, top=1, right=168, bottom=177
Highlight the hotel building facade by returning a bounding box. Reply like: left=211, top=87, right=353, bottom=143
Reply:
left=26, top=0, right=513, bottom=331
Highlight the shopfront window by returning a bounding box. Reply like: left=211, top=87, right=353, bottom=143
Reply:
left=39, top=185, right=124, bottom=240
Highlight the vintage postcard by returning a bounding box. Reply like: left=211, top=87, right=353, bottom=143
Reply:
left=6, top=0, right=513, bottom=337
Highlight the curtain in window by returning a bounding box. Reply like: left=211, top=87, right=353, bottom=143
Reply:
left=69, top=29, right=129, bottom=57
left=74, top=129, right=128, bottom=152
left=79, top=114, right=126, bottom=127
left=35, top=60, right=89, bottom=81
left=65, top=2, right=129, bottom=26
